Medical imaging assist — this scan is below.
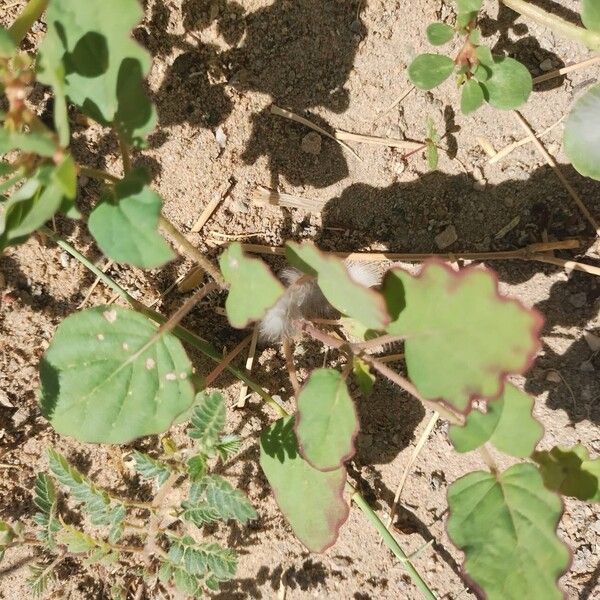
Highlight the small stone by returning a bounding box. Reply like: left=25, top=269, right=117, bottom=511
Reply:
left=539, top=58, right=554, bottom=71
left=435, top=224, right=458, bottom=249
left=584, top=331, right=600, bottom=352
left=394, top=160, right=406, bottom=176
left=59, top=252, right=70, bottom=268
left=214, top=126, right=227, bottom=149
left=473, top=180, right=486, bottom=192
left=569, top=292, right=587, bottom=308
left=301, top=132, right=322, bottom=155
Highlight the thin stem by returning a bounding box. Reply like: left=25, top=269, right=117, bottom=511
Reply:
left=351, top=334, right=404, bottom=351
left=117, top=130, right=132, bottom=175
left=204, top=334, right=252, bottom=387
left=502, top=0, right=600, bottom=52
left=8, top=0, right=48, bottom=45
left=479, top=444, right=499, bottom=475
left=283, top=338, right=301, bottom=396
left=143, top=472, right=179, bottom=562
left=350, top=487, right=437, bottom=600
left=78, top=166, right=120, bottom=184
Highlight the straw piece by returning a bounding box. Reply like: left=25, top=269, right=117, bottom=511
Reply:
left=237, top=325, right=259, bottom=408
left=532, top=56, right=600, bottom=85
left=191, top=178, right=235, bottom=233
left=251, top=185, right=323, bottom=212
left=335, top=130, right=423, bottom=150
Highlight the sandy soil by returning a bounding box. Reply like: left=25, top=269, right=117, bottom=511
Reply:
left=1, top=0, right=600, bottom=598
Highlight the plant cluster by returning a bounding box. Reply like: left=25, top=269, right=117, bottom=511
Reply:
left=1, top=0, right=599, bottom=599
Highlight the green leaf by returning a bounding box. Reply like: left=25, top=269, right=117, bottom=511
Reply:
left=457, top=0, right=483, bottom=14
left=447, top=463, right=569, bottom=600
left=484, top=56, right=532, bottom=110
left=32, top=474, right=60, bottom=548
left=383, top=261, right=540, bottom=413
left=57, top=524, right=116, bottom=563
left=532, top=445, right=600, bottom=502
left=167, top=535, right=237, bottom=581
left=220, top=242, right=284, bottom=328
left=260, top=416, right=349, bottom=552
left=468, top=28, right=481, bottom=44
left=88, top=170, right=174, bottom=268
left=28, top=562, right=57, bottom=598
left=40, top=306, right=195, bottom=443
left=460, top=79, right=485, bottom=114
left=0, top=129, right=56, bottom=157
left=188, top=391, right=225, bottom=450
left=352, top=357, right=375, bottom=396
left=215, top=434, right=241, bottom=461
left=426, top=23, right=455, bottom=46
left=38, top=0, right=156, bottom=145
left=0, top=156, right=77, bottom=250
left=202, top=475, right=257, bottom=524
left=0, top=27, right=16, bottom=58
left=582, top=0, right=600, bottom=32
left=0, top=521, right=14, bottom=547
left=286, top=242, right=389, bottom=330
left=475, top=45, right=494, bottom=65
left=187, top=455, right=207, bottom=481
left=426, top=142, right=438, bottom=170
left=295, top=369, right=358, bottom=471
left=181, top=502, right=221, bottom=527
left=449, top=383, right=543, bottom=457
left=131, top=451, right=172, bottom=486
left=408, top=54, right=455, bottom=90
left=564, top=84, right=600, bottom=181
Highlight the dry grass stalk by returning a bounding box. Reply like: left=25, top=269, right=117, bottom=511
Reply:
left=251, top=185, right=323, bottom=212
left=191, top=178, right=235, bottom=233
left=237, top=325, right=259, bottom=408
left=335, top=130, right=424, bottom=150
left=532, top=56, right=600, bottom=85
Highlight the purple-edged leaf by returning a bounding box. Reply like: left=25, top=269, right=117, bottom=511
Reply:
left=260, top=416, right=349, bottom=552
left=448, top=463, right=570, bottom=599
left=295, top=369, right=358, bottom=471
left=383, top=261, right=541, bottom=413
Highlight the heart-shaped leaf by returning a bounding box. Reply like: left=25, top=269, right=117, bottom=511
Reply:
left=295, top=369, right=358, bottom=471
left=582, top=0, right=600, bottom=32
left=449, top=383, right=543, bottom=457
left=260, top=416, right=349, bottom=552
left=447, top=463, right=570, bottom=600
left=383, top=261, right=541, bottom=413
left=564, top=84, right=600, bottom=181
left=88, top=170, right=174, bottom=268
left=483, top=56, right=532, bottom=110
left=220, top=242, right=284, bottom=328
left=39, top=306, right=195, bottom=443
left=426, top=23, right=455, bottom=46
left=532, top=445, right=600, bottom=503
left=461, top=79, right=485, bottom=114
left=286, top=242, right=389, bottom=330
left=408, top=54, right=455, bottom=90
left=38, top=0, right=156, bottom=145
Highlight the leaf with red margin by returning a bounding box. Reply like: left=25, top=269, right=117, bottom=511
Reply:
left=449, top=383, right=543, bottom=457
left=383, top=261, right=541, bottom=413
left=295, top=369, right=358, bottom=471
left=286, top=242, right=389, bottom=330
left=447, top=463, right=570, bottom=600
left=259, top=416, right=349, bottom=552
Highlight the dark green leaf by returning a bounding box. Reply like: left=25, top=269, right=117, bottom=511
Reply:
left=220, top=242, right=284, bottom=328
left=582, top=0, right=600, bottom=32
left=449, top=383, right=543, bottom=457
left=202, top=475, right=257, bottom=524
left=260, top=416, right=349, bottom=552
left=447, top=464, right=570, bottom=599
left=187, top=455, right=207, bottom=481
left=40, top=306, right=195, bottom=443
left=295, top=368, right=358, bottom=471
left=460, top=79, right=485, bottom=114
left=564, top=84, right=600, bottom=180
left=88, top=169, right=174, bottom=268
left=38, top=0, right=156, bottom=145
left=532, top=445, right=600, bottom=502
left=408, top=54, right=455, bottom=90
left=188, top=391, right=225, bottom=449
left=426, top=23, right=454, bottom=46
left=32, top=474, right=60, bottom=548
left=484, top=56, right=532, bottom=109
left=131, top=451, right=172, bottom=486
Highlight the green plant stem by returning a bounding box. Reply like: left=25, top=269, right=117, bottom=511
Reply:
left=117, top=129, right=132, bottom=175
left=8, top=0, right=48, bottom=45
left=351, top=487, right=437, bottom=600
left=78, top=166, right=120, bottom=184
left=501, top=0, right=600, bottom=51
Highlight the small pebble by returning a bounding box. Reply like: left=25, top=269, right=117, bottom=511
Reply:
left=301, top=132, right=322, bottom=155
left=584, top=331, right=600, bottom=352
left=569, top=292, right=587, bottom=308
left=545, top=371, right=562, bottom=383
left=435, top=224, right=458, bottom=249
left=539, top=58, right=554, bottom=71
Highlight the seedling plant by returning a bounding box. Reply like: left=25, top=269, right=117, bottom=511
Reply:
left=1, top=1, right=600, bottom=599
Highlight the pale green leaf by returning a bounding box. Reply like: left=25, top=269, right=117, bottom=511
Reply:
left=131, top=451, right=172, bottom=486
left=0, top=129, right=56, bottom=157
left=181, top=502, right=221, bottom=527
left=27, top=562, right=57, bottom=598
left=449, top=383, right=543, bottom=457
left=167, top=535, right=237, bottom=581
left=295, top=368, right=358, bottom=471
left=426, top=23, right=454, bottom=46
left=426, top=142, right=439, bottom=170
left=447, top=463, right=570, bottom=600
left=408, top=54, right=455, bottom=90
left=188, top=391, right=225, bottom=449
left=484, top=56, right=532, bottom=110
left=352, top=357, right=375, bottom=396
left=40, top=306, right=195, bottom=443
left=202, top=475, right=257, bottom=524
left=460, top=79, right=485, bottom=114
left=187, top=455, right=207, bottom=481
left=0, top=27, right=16, bottom=57
left=32, top=474, right=60, bottom=548
left=220, top=242, right=284, bottom=328
left=582, top=0, right=600, bottom=32
left=215, top=435, right=241, bottom=461
left=260, top=416, right=349, bottom=552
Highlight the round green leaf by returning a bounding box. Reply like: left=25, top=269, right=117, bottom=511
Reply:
left=564, top=84, right=600, bottom=180
left=286, top=242, right=389, bottom=330
left=408, top=54, right=455, bottom=90
left=220, top=242, right=284, bottom=329
left=383, top=261, right=541, bottom=413
left=582, top=0, right=600, bottom=32
left=260, top=416, right=349, bottom=552
left=484, top=56, right=532, bottom=110
left=426, top=23, right=455, bottom=46
left=460, top=79, right=485, bottom=114
left=88, top=170, right=174, bottom=268
left=39, top=306, right=195, bottom=443
left=295, top=369, right=358, bottom=471
left=449, top=383, right=543, bottom=457
left=448, top=464, right=570, bottom=600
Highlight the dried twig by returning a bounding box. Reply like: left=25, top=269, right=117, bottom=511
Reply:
left=204, top=334, right=252, bottom=387
left=532, top=56, right=600, bottom=85
left=78, top=259, right=114, bottom=308
left=283, top=338, right=301, bottom=396
left=251, top=185, right=323, bottom=212
left=335, top=130, right=424, bottom=150
left=191, top=178, right=235, bottom=233
left=237, top=325, right=259, bottom=408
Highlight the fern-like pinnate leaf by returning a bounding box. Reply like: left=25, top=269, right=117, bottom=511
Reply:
left=167, top=534, right=237, bottom=581
left=28, top=562, right=57, bottom=598
left=196, top=475, right=257, bottom=524
left=181, top=502, right=221, bottom=527
left=48, top=450, right=125, bottom=539
left=188, top=392, right=225, bottom=451
left=214, top=435, right=241, bottom=461
left=57, top=524, right=118, bottom=564
left=32, top=474, right=60, bottom=548
left=131, top=451, right=172, bottom=486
